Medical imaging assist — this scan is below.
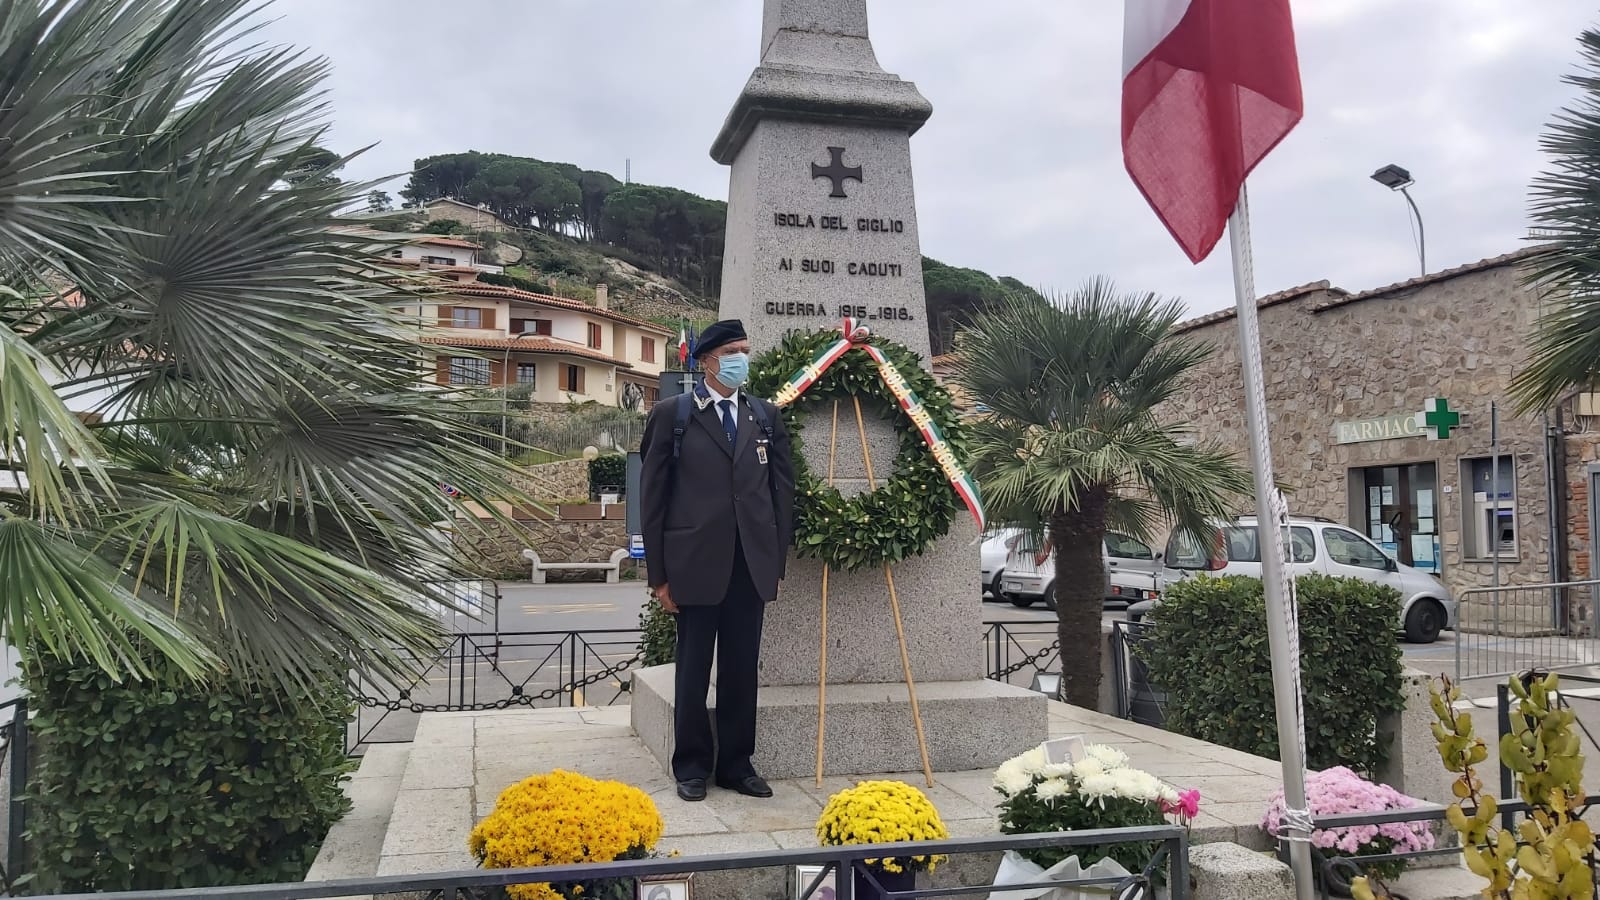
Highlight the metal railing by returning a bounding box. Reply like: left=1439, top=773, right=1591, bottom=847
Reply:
left=26, top=827, right=1190, bottom=900
left=1309, top=797, right=1600, bottom=899
left=1110, top=621, right=1166, bottom=727
left=0, top=698, right=26, bottom=892
left=1453, top=579, right=1600, bottom=683
left=982, top=620, right=1059, bottom=687
left=348, top=628, right=642, bottom=753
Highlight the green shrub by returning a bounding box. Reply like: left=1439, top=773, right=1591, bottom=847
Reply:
left=639, top=595, right=677, bottom=666
left=589, top=453, right=627, bottom=496
left=24, top=655, right=354, bottom=892
left=1138, top=574, right=1404, bottom=775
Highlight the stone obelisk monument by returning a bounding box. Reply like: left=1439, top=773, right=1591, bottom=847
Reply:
left=631, top=0, right=1047, bottom=779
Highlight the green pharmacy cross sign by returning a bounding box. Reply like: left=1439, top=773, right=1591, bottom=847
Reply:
left=1414, top=398, right=1462, bottom=440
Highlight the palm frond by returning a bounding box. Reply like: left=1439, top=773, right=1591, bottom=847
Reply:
left=0, top=516, right=210, bottom=680
left=1513, top=29, right=1600, bottom=411
left=956, top=279, right=1250, bottom=541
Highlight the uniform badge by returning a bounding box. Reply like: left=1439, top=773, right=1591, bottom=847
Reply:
left=756, top=445, right=769, bottom=465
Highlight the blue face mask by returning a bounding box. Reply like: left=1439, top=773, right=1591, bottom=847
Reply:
left=715, top=351, right=750, bottom=389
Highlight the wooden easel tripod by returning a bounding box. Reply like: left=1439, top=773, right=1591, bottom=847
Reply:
left=814, top=397, right=935, bottom=787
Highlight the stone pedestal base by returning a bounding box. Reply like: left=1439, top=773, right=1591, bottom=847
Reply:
left=630, top=665, right=1048, bottom=779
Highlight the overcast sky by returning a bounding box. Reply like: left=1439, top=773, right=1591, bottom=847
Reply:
left=259, top=1, right=1596, bottom=317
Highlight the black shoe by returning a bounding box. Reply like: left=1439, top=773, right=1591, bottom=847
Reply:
left=716, top=774, right=773, bottom=798
left=676, top=778, right=707, bottom=802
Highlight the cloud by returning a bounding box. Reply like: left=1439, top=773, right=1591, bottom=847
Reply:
left=255, top=0, right=1597, bottom=316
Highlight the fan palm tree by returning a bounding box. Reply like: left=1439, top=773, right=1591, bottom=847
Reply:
left=0, top=0, right=526, bottom=692
left=1512, top=28, right=1600, bottom=412
left=954, top=281, right=1252, bottom=708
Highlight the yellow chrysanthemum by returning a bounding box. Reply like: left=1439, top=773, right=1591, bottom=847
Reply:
left=815, top=780, right=949, bottom=873
left=468, top=769, right=665, bottom=900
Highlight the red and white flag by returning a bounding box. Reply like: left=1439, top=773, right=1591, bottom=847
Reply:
left=677, top=327, right=689, bottom=366
left=1122, top=0, right=1304, bottom=263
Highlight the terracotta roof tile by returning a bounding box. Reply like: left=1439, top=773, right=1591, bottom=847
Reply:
left=444, top=282, right=675, bottom=335
left=420, top=334, right=633, bottom=368
left=415, top=236, right=483, bottom=250
left=1313, top=245, right=1549, bottom=311
left=1173, top=281, right=1342, bottom=334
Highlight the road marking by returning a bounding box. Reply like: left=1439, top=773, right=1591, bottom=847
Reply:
left=520, top=603, right=619, bottom=615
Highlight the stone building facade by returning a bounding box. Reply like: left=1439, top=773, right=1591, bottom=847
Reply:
left=1160, top=247, right=1600, bottom=626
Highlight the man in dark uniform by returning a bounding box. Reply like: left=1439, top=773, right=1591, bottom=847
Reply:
left=638, top=319, right=796, bottom=802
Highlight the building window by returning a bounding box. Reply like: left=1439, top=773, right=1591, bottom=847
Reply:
left=422, top=255, right=458, bottom=266
left=1355, top=463, right=1439, bottom=572
left=641, top=337, right=656, bottom=363
left=1462, top=455, right=1517, bottom=559
left=448, top=357, right=489, bottom=386
left=389, top=249, right=402, bottom=258
left=510, top=318, right=553, bottom=336
left=564, top=365, right=585, bottom=393
left=451, top=307, right=484, bottom=329
left=1324, top=527, right=1392, bottom=571
left=645, top=386, right=658, bottom=403
left=587, top=323, right=603, bottom=349
left=516, top=363, right=537, bottom=385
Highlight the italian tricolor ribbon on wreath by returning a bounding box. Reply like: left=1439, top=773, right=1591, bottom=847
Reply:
left=773, top=317, right=987, bottom=532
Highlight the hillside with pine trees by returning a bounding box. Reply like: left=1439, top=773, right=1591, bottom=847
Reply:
left=377, top=151, right=1042, bottom=355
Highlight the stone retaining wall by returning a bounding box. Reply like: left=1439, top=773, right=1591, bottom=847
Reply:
left=517, top=458, right=590, bottom=501
left=455, top=514, right=630, bottom=581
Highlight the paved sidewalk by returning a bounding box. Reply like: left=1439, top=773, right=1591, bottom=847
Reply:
left=309, top=699, right=1286, bottom=898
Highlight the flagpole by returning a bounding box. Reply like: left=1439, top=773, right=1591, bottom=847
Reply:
left=1227, top=184, right=1315, bottom=900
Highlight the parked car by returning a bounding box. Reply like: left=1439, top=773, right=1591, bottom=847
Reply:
left=1127, top=516, right=1458, bottom=643
left=980, top=528, right=1024, bottom=600
left=1001, top=532, right=1164, bottom=609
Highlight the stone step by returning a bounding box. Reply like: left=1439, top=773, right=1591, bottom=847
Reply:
left=1391, top=862, right=1489, bottom=900
left=303, top=743, right=413, bottom=899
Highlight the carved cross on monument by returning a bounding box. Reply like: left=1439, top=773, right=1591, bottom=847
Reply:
left=811, top=146, right=862, bottom=198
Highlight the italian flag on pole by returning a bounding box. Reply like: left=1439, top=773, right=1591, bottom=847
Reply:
left=1121, top=0, right=1304, bottom=263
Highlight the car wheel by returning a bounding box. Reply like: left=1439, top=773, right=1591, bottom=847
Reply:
left=986, top=570, right=1005, bottom=601
left=1009, top=595, right=1036, bottom=609
left=1404, top=600, right=1445, bottom=644
left=1043, top=583, right=1056, bottom=612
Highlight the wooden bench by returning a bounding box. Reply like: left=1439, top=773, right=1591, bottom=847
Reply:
left=521, top=548, right=630, bottom=584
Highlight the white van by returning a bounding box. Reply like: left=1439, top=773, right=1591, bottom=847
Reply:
left=1134, top=517, right=1458, bottom=643
left=1001, top=532, right=1166, bottom=609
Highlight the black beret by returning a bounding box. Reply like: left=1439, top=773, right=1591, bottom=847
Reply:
left=694, top=319, right=747, bottom=359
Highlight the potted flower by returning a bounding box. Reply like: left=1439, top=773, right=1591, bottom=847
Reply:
left=1262, top=767, right=1434, bottom=897
left=816, top=780, right=951, bottom=898
left=469, top=769, right=665, bottom=900
left=990, top=744, right=1198, bottom=900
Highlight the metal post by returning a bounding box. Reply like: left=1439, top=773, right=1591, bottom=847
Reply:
left=1399, top=186, right=1426, bottom=277
left=6, top=700, right=25, bottom=879
left=1227, top=190, right=1315, bottom=900
left=835, top=855, right=854, bottom=900
left=1491, top=403, right=1502, bottom=635
left=1497, top=682, right=1514, bottom=832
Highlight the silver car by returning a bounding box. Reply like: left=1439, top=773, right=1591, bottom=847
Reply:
left=1001, top=533, right=1165, bottom=609
left=980, top=528, right=1023, bottom=599
left=1130, top=517, right=1459, bottom=643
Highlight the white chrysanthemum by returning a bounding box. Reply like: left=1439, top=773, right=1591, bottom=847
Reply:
left=1017, top=747, right=1049, bottom=777
left=1110, top=769, right=1163, bottom=802
left=1034, top=778, right=1072, bottom=802
left=1158, top=784, right=1181, bottom=805
left=993, top=759, right=1032, bottom=797
left=1072, top=757, right=1107, bottom=780
left=1086, top=745, right=1130, bottom=770
left=1078, top=772, right=1118, bottom=801
left=1040, top=761, right=1077, bottom=780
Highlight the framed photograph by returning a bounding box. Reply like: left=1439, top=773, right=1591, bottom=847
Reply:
left=1042, top=735, right=1085, bottom=766
left=637, top=873, right=694, bottom=900
left=792, top=863, right=837, bottom=899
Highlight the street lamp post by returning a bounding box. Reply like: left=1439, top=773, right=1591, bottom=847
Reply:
left=500, top=331, right=536, bottom=456
left=1370, top=164, right=1426, bottom=277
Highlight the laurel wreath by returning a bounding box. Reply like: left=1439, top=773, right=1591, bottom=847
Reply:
left=748, top=329, right=963, bottom=571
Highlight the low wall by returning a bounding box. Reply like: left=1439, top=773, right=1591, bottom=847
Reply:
left=454, top=515, right=630, bottom=581
left=517, top=458, right=589, bottom=501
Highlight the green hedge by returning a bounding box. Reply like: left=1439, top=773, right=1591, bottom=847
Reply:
left=1138, top=574, right=1404, bottom=775
left=588, top=453, right=627, bottom=496
left=24, top=657, right=353, bottom=892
